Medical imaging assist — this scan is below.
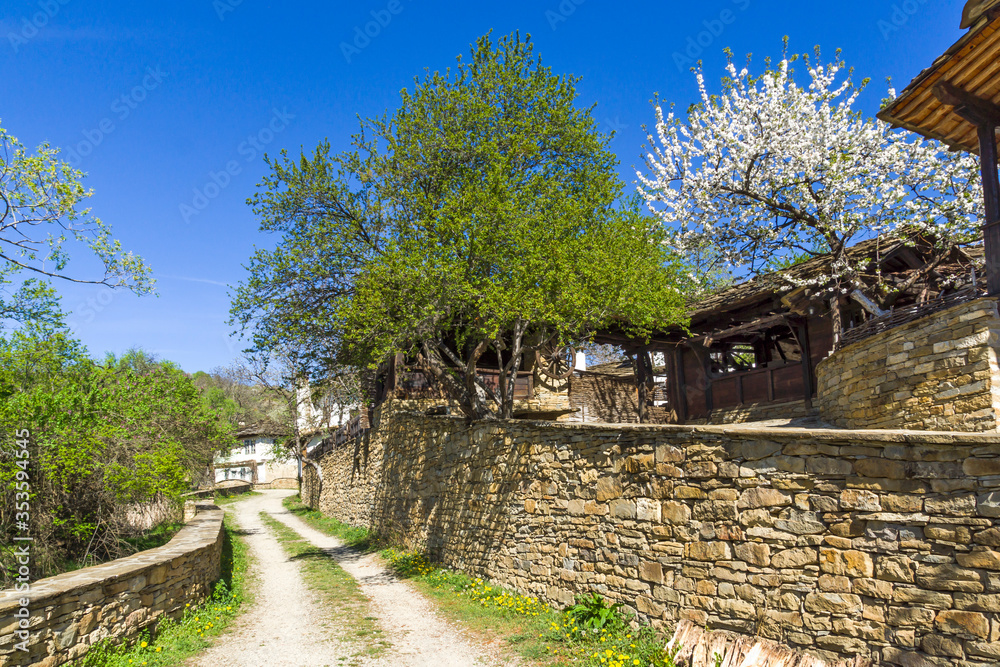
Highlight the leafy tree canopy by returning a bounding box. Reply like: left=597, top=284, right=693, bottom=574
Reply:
left=231, top=33, right=689, bottom=420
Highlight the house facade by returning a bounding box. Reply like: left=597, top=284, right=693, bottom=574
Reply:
left=213, top=427, right=298, bottom=488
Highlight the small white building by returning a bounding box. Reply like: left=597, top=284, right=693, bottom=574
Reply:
left=213, top=427, right=299, bottom=489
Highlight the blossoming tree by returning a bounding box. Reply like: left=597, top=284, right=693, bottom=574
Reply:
left=637, top=46, right=983, bottom=312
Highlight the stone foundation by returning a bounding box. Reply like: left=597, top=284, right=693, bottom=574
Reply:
left=304, top=403, right=1000, bottom=666
left=817, top=298, right=1000, bottom=432
left=0, top=503, right=224, bottom=667
left=697, top=399, right=812, bottom=425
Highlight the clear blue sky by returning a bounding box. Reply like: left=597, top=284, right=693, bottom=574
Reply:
left=1, top=0, right=969, bottom=373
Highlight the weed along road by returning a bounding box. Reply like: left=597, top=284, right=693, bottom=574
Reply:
left=192, top=490, right=509, bottom=667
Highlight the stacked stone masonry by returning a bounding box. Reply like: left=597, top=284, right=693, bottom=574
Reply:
left=303, top=403, right=1000, bottom=666
left=0, top=503, right=224, bottom=667
left=817, top=298, right=1000, bottom=432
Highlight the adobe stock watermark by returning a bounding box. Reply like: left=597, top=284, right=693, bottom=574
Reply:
left=179, top=108, right=295, bottom=224
left=66, top=285, right=116, bottom=330
left=213, top=0, right=243, bottom=21
left=11, top=429, right=32, bottom=655
left=876, top=0, right=929, bottom=40
left=672, top=0, right=752, bottom=72
left=546, top=0, right=586, bottom=30
left=605, top=117, right=628, bottom=142
left=64, top=66, right=169, bottom=167
left=340, top=0, right=408, bottom=64
left=6, top=0, right=71, bottom=53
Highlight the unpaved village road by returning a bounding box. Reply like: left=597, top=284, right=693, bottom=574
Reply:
left=187, top=490, right=511, bottom=667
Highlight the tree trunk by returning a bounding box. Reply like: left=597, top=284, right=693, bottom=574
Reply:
left=499, top=320, right=527, bottom=420
left=463, top=339, right=492, bottom=422
left=829, top=295, right=842, bottom=348
left=417, top=341, right=493, bottom=422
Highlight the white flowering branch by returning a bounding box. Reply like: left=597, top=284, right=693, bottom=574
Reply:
left=637, top=45, right=983, bottom=308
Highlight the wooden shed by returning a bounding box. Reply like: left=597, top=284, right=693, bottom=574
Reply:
left=599, top=237, right=983, bottom=425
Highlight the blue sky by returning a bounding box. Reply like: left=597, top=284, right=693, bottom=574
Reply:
left=1, top=0, right=969, bottom=372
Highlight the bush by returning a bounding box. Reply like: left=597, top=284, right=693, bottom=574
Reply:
left=0, top=336, right=235, bottom=583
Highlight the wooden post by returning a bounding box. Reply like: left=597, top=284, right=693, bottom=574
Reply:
left=635, top=349, right=649, bottom=424
left=795, top=320, right=814, bottom=409
left=673, top=347, right=688, bottom=424
left=978, top=122, right=1000, bottom=294
left=933, top=84, right=1000, bottom=294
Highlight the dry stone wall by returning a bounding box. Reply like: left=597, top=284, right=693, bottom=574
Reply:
left=817, top=298, right=1000, bottom=432
left=304, top=404, right=1000, bottom=666
left=0, top=503, right=224, bottom=667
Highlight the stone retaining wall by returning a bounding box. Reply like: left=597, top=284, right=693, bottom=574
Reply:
left=0, top=502, right=224, bottom=667
left=817, top=298, right=1000, bottom=432
left=304, top=404, right=1000, bottom=666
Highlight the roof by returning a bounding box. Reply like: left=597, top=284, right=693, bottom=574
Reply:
left=686, top=237, right=981, bottom=330
left=236, top=422, right=283, bottom=438
left=877, top=2, right=1000, bottom=155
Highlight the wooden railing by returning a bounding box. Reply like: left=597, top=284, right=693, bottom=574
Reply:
left=710, top=362, right=805, bottom=410
left=838, top=286, right=987, bottom=349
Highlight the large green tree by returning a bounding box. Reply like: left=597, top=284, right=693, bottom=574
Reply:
left=232, top=33, right=689, bottom=420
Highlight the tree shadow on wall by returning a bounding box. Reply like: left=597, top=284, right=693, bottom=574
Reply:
left=369, top=420, right=529, bottom=574
left=582, top=376, right=640, bottom=424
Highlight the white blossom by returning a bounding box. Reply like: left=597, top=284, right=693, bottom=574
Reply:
left=637, top=49, right=983, bottom=297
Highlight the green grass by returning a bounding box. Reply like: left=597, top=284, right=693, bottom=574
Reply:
left=213, top=490, right=261, bottom=506
left=282, top=494, right=677, bottom=667
left=281, top=493, right=384, bottom=551
left=78, top=498, right=255, bottom=666
left=257, top=511, right=390, bottom=662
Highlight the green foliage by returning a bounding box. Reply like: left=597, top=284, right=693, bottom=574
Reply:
left=0, top=335, right=236, bottom=582
left=0, top=120, right=152, bottom=331
left=231, top=33, right=689, bottom=420
left=380, top=548, right=434, bottom=578
left=565, top=592, right=625, bottom=632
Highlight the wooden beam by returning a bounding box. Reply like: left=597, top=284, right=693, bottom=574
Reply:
left=692, top=314, right=788, bottom=346
left=979, top=122, right=1000, bottom=295
left=933, top=82, right=1000, bottom=128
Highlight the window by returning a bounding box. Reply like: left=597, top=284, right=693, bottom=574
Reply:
left=243, top=439, right=256, bottom=455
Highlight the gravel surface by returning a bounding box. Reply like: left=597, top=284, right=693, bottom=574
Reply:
left=186, top=491, right=364, bottom=667
left=188, top=490, right=513, bottom=667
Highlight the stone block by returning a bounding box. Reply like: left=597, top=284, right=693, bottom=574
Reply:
left=957, top=548, right=1000, bottom=570
left=639, top=561, right=663, bottom=584
left=733, top=542, right=770, bottom=567
left=803, top=592, right=863, bottom=615
left=916, top=564, right=984, bottom=593
left=935, top=610, right=989, bottom=638
left=840, top=489, right=882, bottom=512
left=737, top=487, right=792, bottom=509
left=660, top=501, right=690, bottom=525
left=685, top=541, right=731, bottom=561
left=595, top=477, right=622, bottom=502
left=820, top=548, right=874, bottom=578
left=635, top=498, right=660, bottom=522
left=609, top=499, right=635, bottom=519
left=771, top=548, right=817, bottom=569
